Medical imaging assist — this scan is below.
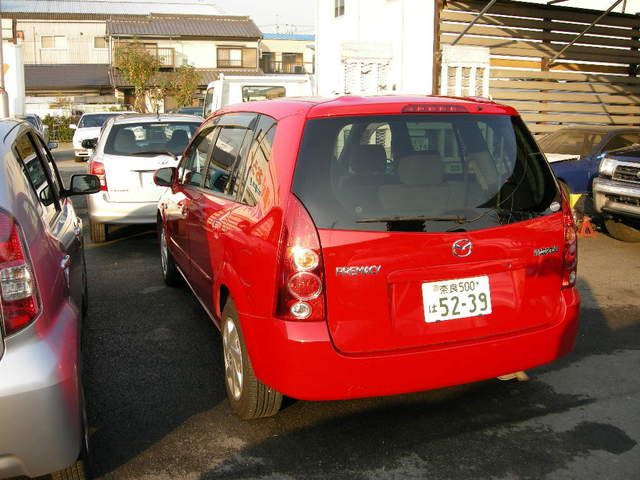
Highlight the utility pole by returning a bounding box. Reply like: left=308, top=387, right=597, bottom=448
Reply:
left=0, top=0, right=9, bottom=117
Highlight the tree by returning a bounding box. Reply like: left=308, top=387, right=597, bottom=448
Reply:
left=114, top=42, right=160, bottom=112
left=170, top=64, right=201, bottom=108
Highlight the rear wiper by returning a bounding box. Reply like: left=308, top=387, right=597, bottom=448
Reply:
left=357, top=215, right=467, bottom=224
left=132, top=151, right=177, bottom=159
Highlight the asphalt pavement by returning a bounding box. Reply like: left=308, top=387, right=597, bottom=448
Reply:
left=53, top=145, right=640, bottom=480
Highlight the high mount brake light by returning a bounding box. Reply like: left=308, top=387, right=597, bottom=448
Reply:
left=0, top=211, right=40, bottom=335
left=89, top=161, right=107, bottom=191
left=402, top=104, right=468, bottom=114
left=276, top=197, right=325, bottom=321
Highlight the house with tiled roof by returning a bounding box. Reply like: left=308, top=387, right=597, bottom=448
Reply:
left=1, top=1, right=264, bottom=114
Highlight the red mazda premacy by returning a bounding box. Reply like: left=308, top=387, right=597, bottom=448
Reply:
left=154, top=96, right=580, bottom=419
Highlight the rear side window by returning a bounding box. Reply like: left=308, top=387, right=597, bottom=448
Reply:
left=180, top=127, right=217, bottom=187
left=14, top=133, right=59, bottom=219
left=237, top=116, right=277, bottom=208
left=293, top=114, right=558, bottom=233
left=204, top=126, right=250, bottom=194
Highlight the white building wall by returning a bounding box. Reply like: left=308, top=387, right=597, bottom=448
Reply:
left=18, top=21, right=109, bottom=64
left=315, top=0, right=435, bottom=97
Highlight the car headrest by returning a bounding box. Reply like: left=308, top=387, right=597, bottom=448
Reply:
left=114, top=129, right=136, bottom=152
left=170, top=129, right=189, bottom=146
left=398, top=151, right=444, bottom=186
left=350, top=144, right=387, bottom=175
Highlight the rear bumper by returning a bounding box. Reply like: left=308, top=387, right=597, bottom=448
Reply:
left=0, top=303, right=81, bottom=478
left=241, top=288, right=580, bottom=401
left=593, top=177, right=640, bottom=220
left=88, top=192, right=158, bottom=224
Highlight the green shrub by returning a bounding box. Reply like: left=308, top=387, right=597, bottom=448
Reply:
left=43, top=115, right=75, bottom=142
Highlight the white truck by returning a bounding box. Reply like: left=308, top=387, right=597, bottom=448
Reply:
left=202, top=74, right=315, bottom=118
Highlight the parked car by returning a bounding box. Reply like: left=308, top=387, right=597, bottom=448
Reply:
left=86, top=113, right=202, bottom=242
left=593, top=145, right=640, bottom=242
left=17, top=113, right=48, bottom=142
left=154, top=96, right=580, bottom=419
left=173, top=106, right=204, bottom=117
left=539, top=126, right=640, bottom=199
left=0, top=120, right=101, bottom=478
left=70, top=111, right=134, bottom=161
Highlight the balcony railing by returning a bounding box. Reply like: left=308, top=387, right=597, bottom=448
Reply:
left=260, top=59, right=314, bottom=75
left=152, top=48, right=176, bottom=68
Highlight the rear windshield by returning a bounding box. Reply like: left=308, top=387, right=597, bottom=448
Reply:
left=78, top=113, right=120, bottom=128
left=104, top=122, right=201, bottom=157
left=293, top=114, right=559, bottom=233
left=538, top=130, right=605, bottom=157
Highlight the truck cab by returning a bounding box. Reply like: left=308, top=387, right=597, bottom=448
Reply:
left=202, top=74, right=315, bottom=118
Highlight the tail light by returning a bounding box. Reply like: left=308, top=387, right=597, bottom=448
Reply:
left=89, top=161, right=107, bottom=191
left=562, top=200, right=578, bottom=289
left=276, top=196, right=325, bottom=321
left=0, top=211, right=40, bottom=336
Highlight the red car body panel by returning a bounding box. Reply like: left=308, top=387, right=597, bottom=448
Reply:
left=240, top=288, right=579, bottom=401
left=160, top=95, right=580, bottom=401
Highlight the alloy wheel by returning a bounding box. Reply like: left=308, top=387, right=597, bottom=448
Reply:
left=223, top=318, right=243, bottom=400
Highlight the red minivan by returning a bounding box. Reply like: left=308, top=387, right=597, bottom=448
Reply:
left=154, top=96, right=580, bottom=419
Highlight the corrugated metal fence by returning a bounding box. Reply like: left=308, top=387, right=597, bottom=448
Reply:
left=440, top=0, right=640, bottom=135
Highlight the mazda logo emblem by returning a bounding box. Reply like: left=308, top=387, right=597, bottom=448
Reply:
left=452, top=239, right=473, bottom=258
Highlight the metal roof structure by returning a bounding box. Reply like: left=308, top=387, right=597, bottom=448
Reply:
left=107, top=15, right=262, bottom=38
left=109, top=68, right=263, bottom=88
left=25, top=64, right=111, bottom=90
left=0, top=0, right=222, bottom=17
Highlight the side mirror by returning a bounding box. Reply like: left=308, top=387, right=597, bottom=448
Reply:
left=81, top=138, right=97, bottom=149
left=69, top=123, right=77, bottom=130
left=47, top=141, right=59, bottom=151
left=65, top=174, right=101, bottom=196
left=154, top=167, right=177, bottom=187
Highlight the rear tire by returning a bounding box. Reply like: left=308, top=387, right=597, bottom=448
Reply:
left=604, top=218, right=640, bottom=242
left=159, top=224, right=181, bottom=286
left=222, top=300, right=282, bottom=419
left=89, top=221, right=106, bottom=243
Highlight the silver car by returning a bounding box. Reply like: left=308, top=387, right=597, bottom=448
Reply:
left=85, top=114, right=202, bottom=242
left=0, top=120, right=100, bottom=478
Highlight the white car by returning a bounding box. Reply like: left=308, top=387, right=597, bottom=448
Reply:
left=86, top=113, right=202, bottom=242
left=71, top=111, right=134, bottom=161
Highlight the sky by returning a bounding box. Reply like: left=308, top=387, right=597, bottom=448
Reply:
left=213, top=0, right=314, bottom=33
left=87, top=0, right=640, bottom=34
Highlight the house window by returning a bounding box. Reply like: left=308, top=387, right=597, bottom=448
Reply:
left=40, top=35, right=66, bottom=49
left=335, top=0, right=345, bottom=17
left=217, top=47, right=257, bottom=69
left=282, top=53, right=303, bottom=73
left=94, top=36, right=108, bottom=49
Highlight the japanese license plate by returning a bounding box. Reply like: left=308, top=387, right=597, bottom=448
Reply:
left=422, top=275, right=492, bottom=323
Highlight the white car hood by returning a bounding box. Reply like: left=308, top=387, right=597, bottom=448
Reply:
left=546, top=153, right=580, bottom=163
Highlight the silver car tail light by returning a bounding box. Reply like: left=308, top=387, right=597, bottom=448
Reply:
left=0, top=210, right=40, bottom=335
